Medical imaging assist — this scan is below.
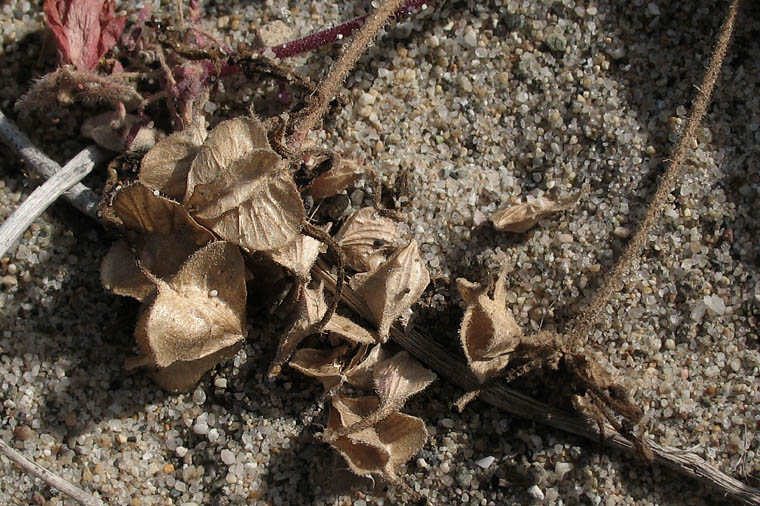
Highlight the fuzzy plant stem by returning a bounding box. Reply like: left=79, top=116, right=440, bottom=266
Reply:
left=290, top=0, right=413, bottom=146
left=267, top=0, right=429, bottom=59
left=0, top=438, right=104, bottom=506
left=0, top=108, right=107, bottom=218
left=325, top=402, right=397, bottom=441
left=568, top=0, right=741, bottom=346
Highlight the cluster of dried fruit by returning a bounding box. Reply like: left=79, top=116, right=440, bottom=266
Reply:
left=455, top=263, right=652, bottom=461
left=99, top=114, right=442, bottom=482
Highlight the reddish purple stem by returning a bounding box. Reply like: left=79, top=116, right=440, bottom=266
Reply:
left=265, top=0, right=430, bottom=59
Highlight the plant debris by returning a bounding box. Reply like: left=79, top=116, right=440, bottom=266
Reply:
left=350, top=240, right=429, bottom=339
left=124, top=241, right=247, bottom=392
left=490, top=195, right=578, bottom=233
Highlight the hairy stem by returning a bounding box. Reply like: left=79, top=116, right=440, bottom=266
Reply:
left=266, top=0, right=428, bottom=59
left=290, top=0, right=410, bottom=146
left=568, top=0, right=742, bottom=346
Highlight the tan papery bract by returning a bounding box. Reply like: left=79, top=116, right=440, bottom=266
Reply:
left=350, top=241, right=429, bottom=339
left=183, top=117, right=269, bottom=203
left=307, top=158, right=361, bottom=201
left=269, top=282, right=328, bottom=376
left=325, top=314, right=380, bottom=346
left=101, top=183, right=214, bottom=301
left=139, top=118, right=207, bottom=200
left=457, top=269, right=523, bottom=383
left=185, top=149, right=304, bottom=252
left=81, top=111, right=159, bottom=153
left=373, top=351, right=436, bottom=407
left=327, top=394, right=427, bottom=480
left=266, top=225, right=328, bottom=281
left=490, top=195, right=577, bottom=233
left=335, top=207, right=398, bottom=272
left=128, top=242, right=246, bottom=391
left=344, top=344, right=391, bottom=390
left=289, top=346, right=350, bottom=392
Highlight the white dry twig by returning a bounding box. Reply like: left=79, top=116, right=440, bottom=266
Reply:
left=0, top=145, right=106, bottom=258
left=0, top=108, right=106, bottom=219
left=0, top=438, right=104, bottom=506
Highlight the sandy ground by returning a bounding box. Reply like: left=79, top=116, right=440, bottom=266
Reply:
left=1, top=0, right=759, bottom=505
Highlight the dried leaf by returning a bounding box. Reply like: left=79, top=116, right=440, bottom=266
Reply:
left=350, top=241, right=429, bottom=339
left=130, top=241, right=246, bottom=391
left=104, top=183, right=214, bottom=287
left=183, top=117, right=270, bottom=203
left=269, top=282, right=328, bottom=376
left=266, top=225, right=328, bottom=281
left=325, top=315, right=379, bottom=346
left=139, top=119, right=207, bottom=200
left=185, top=149, right=304, bottom=252
left=335, top=207, right=398, bottom=272
left=327, top=394, right=427, bottom=480
left=457, top=269, right=523, bottom=383
left=344, top=344, right=391, bottom=390
left=374, top=351, right=436, bottom=407
left=308, top=158, right=361, bottom=200
left=44, top=0, right=127, bottom=71
left=81, top=111, right=158, bottom=153
left=289, top=346, right=350, bottom=392
left=101, top=239, right=152, bottom=301
left=490, top=195, right=577, bottom=233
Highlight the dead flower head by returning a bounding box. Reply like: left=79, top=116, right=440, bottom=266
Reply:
left=125, top=241, right=247, bottom=392
left=350, top=240, right=430, bottom=339
left=457, top=269, right=523, bottom=383
left=327, top=394, right=427, bottom=481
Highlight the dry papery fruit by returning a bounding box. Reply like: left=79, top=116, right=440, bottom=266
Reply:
left=490, top=194, right=578, bottom=233
left=455, top=267, right=651, bottom=459
left=100, top=106, right=442, bottom=486
left=103, top=115, right=307, bottom=390
left=335, top=206, right=399, bottom=272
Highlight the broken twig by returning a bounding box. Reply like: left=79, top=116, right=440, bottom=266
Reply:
left=0, top=438, right=104, bottom=506
left=0, top=144, right=106, bottom=258
left=0, top=108, right=106, bottom=218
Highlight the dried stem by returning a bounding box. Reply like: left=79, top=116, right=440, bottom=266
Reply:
left=290, top=0, right=409, bottom=146
left=0, top=145, right=106, bottom=258
left=568, top=0, right=741, bottom=345
left=312, top=261, right=760, bottom=506
left=303, top=220, right=345, bottom=333
left=0, top=438, right=104, bottom=506
left=266, top=0, right=429, bottom=59
left=0, top=108, right=106, bottom=218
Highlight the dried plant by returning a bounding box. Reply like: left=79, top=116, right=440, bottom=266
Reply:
left=490, top=194, right=578, bottom=233
left=350, top=241, right=430, bottom=339
left=2, top=0, right=755, bottom=503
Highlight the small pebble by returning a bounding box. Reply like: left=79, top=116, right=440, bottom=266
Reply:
left=527, top=484, right=545, bottom=500
left=475, top=456, right=495, bottom=469
left=14, top=425, right=34, bottom=441
left=221, top=449, right=235, bottom=465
